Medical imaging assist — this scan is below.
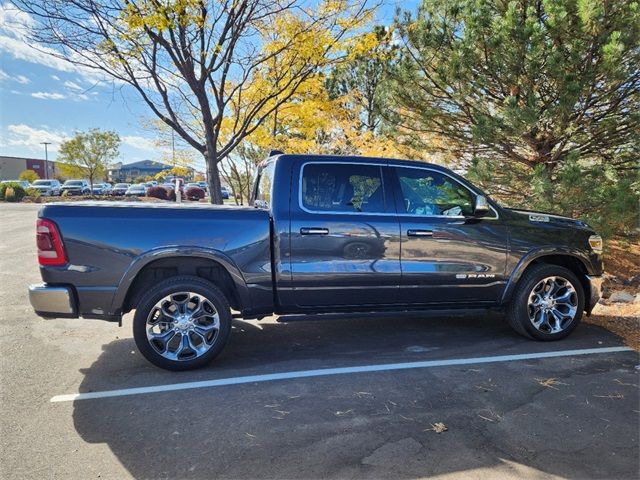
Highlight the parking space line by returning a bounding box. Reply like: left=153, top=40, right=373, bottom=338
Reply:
left=50, top=346, right=634, bottom=403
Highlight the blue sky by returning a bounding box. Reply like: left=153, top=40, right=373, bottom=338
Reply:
left=0, top=1, right=418, bottom=170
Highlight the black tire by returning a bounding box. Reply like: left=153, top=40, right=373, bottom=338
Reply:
left=507, top=264, right=584, bottom=341
left=133, top=275, right=232, bottom=371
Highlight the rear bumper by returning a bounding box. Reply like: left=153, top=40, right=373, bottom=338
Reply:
left=585, top=275, right=603, bottom=314
left=28, top=283, right=77, bottom=318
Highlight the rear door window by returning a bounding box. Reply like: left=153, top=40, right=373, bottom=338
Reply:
left=301, top=163, right=386, bottom=214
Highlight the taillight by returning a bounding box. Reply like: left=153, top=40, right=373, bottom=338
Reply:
left=37, top=218, right=67, bottom=266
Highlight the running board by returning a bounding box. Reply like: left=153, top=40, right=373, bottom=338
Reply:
left=276, top=308, right=498, bottom=323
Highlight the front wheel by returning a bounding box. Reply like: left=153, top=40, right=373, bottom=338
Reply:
left=133, top=276, right=232, bottom=370
left=507, top=264, right=584, bottom=341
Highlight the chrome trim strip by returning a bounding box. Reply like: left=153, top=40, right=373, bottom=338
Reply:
left=297, top=160, right=499, bottom=219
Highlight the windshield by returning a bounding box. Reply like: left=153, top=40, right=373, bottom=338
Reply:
left=65, top=181, right=83, bottom=186
left=33, top=180, right=52, bottom=186
left=115, top=184, right=128, bottom=188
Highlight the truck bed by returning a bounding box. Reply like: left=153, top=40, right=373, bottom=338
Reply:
left=37, top=201, right=273, bottom=319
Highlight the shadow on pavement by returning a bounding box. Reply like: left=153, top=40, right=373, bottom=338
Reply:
left=71, top=315, right=639, bottom=479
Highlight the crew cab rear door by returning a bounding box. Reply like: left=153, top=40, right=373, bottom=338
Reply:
left=390, top=165, right=508, bottom=305
left=288, top=159, right=401, bottom=308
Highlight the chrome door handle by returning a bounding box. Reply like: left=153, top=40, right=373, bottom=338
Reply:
left=407, top=229, right=433, bottom=237
left=300, top=227, right=329, bottom=235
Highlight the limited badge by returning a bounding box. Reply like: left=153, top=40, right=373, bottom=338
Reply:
left=529, top=214, right=550, bottom=222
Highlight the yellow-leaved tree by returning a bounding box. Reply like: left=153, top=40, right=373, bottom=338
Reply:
left=18, top=0, right=375, bottom=203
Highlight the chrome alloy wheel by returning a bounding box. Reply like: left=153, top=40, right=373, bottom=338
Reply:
left=527, top=276, right=578, bottom=334
left=146, top=292, right=220, bottom=361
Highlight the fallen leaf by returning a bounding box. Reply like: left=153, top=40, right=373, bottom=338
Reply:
left=425, top=422, right=448, bottom=433
left=536, top=378, right=568, bottom=389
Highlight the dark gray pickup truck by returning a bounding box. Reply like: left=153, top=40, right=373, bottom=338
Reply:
left=29, top=154, right=604, bottom=370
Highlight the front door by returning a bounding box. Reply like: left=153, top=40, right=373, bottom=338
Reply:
left=390, top=166, right=508, bottom=305
left=289, top=160, right=401, bottom=308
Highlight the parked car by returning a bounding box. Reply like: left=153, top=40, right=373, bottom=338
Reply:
left=145, top=181, right=158, bottom=188
left=1, top=180, right=31, bottom=189
left=197, top=181, right=208, bottom=193
left=111, top=183, right=131, bottom=196
left=91, top=183, right=112, bottom=195
left=29, top=179, right=62, bottom=196
left=125, top=183, right=148, bottom=197
left=221, top=186, right=230, bottom=199
left=28, top=154, right=604, bottom=371
left=60, top=180, right=90, bottom=196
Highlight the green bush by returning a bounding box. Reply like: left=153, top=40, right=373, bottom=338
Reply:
left=25, top=187, right=41, bottom=198
left=0, top=182, right=26, bottom=202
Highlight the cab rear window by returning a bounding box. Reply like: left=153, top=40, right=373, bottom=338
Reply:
left=253, top=161, right=275, bottom=209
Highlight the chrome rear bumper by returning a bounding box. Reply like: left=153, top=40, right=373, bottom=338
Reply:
left=29, top=284, right=77, bottom=318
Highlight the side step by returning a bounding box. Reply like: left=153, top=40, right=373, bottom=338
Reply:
left=275, top=308, right=499, bottom=323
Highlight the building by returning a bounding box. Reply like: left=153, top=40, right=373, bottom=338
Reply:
left=108, top=160, right=192, bottom=182
left=0, top=155, right=57, bottom=181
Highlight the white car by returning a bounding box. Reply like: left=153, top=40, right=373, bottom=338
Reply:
left=125, top=183, right=148, bottom=196
left=31, top=179, right=62, bottom=196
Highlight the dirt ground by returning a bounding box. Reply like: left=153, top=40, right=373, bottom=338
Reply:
left=586, top=238, right=640, bottom=350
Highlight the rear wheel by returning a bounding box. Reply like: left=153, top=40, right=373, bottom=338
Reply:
left=133, top=276, right=232, bottom=370
left=507, top=264, right=584, bottom=340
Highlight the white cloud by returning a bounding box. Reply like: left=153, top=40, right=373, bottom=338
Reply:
left=0, top=3, right=107, bottom=83
left=31, top=91, right=66, bottom=100
left=0, top=3, right=35, bottom=37
left=122, top=135, right=160, bottom=152
left=63, top=80, right=82, bottom=91
left=4, top=124, right=69, bottom=152
left=0, top=68, right=30, bottom=84
left=51, top=75, right=60, bottom=81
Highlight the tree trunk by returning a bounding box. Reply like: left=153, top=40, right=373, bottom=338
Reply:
left=540, top=161, right=556, bottom=205
left=205, top=151, right=223, bottom=205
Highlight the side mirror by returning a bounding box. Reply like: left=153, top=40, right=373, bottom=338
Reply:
left=473, top=195, right=490, bottom=217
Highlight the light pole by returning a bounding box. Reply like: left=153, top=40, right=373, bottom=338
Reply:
left=41, top=142, right=51, bottom=179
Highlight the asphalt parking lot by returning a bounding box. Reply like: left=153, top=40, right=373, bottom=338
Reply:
left=1, top=202, right=638, bottom=480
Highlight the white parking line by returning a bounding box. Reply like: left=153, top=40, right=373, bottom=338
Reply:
left=50, top=346, right=634, bottom=403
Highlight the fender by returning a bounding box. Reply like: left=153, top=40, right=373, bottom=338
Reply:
left=109, top=246, right=251, bottom=314
left=500, top=246, right=594, bottom=305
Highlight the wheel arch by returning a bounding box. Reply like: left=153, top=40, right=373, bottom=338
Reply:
left=111, top=248, right=250, bottom=315
left=502, top=249, right=592, bottom=307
